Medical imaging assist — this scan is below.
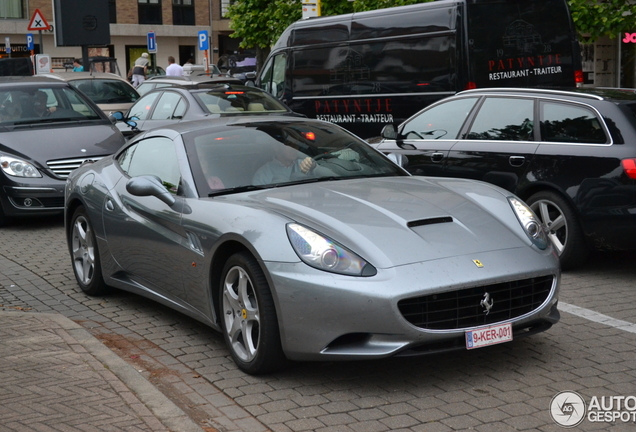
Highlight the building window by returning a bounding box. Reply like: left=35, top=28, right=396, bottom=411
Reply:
left=173, top=0, right=194, bottom=25
left=109, top=0, right=117, bottom=24
left=221, top=0, right=232, bottom=18
left=139, top=0, right=162, bottom=25
left=0, top=0, right=24, bottom=19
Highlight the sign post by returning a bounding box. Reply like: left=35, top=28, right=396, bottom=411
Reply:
left=27, top=8, right=51, bottom=54
left=198, top=30, right=209, bottom=73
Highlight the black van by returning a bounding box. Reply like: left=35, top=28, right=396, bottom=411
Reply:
left=256, top=0, right=583, bottom=138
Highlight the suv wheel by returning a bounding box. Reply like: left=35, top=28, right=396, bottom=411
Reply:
left=527, top=191, right=589, bottom=270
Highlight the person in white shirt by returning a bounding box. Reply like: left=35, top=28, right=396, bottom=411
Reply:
left=165, top=56, right=184, bottom=77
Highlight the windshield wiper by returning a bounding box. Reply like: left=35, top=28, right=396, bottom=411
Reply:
left=208, top=184, right=269, bottom=197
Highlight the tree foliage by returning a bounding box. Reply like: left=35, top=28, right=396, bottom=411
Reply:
left=226, top=0, right=430, bottom=51
left=567, top=0, right=636, bottom=42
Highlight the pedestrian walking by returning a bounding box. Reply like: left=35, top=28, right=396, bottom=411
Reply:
left=130, top=53, right=149, bottom=88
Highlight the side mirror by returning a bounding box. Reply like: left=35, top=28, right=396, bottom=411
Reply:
left=387, top=153, right=408, bottom=168
left=381, top=124, right=397, bottom=140
left=126, top=175, right=176, bottom=207
left=110, top=111, right=124, bottom=121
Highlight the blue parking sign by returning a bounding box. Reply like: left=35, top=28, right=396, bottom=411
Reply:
left=147, top=31, right=157, bottom=53
left=198, top=30, right=209, bottom=51
left=26, top=34, right=34, bottom=51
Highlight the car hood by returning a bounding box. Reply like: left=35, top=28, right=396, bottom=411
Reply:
left=0, top=122, right=124, bottom=165
left=242, top=176, right=532, bottom=268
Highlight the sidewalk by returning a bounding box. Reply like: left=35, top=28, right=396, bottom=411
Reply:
left=0, top=310, right=207, bottom=432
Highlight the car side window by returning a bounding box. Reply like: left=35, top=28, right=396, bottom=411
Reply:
left=401, top=97, right=478, bottom=140
left=151, top=92, right=184, bottom=120
left=117, top=137, right=182, bottom=195
left=465, top=97, right=535, bottom=141
left=540, top=101, right=607, bottom=144
left=259, top=53, right=286, bottom=98
left=128, top=92, right=160, bottom=120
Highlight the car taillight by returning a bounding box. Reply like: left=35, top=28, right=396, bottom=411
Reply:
left=575, top=70, right=584, bottom=85
left=621, top=159, right=636, bottom=179
left=465, top=82, right=477, bottom=90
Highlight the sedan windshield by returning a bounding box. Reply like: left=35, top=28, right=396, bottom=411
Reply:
left=0, top=86, right=102, bottom=126
left=185, top=120, right=408, bottom=196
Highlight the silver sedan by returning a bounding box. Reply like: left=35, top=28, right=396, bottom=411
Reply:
left=65, top=116, right=560, bottom=374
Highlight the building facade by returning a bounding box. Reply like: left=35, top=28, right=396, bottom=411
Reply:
left=0, top=0, right=240, bottom=75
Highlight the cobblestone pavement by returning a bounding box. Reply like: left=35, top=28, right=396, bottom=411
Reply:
left=1, top=216, right=636, bottom=432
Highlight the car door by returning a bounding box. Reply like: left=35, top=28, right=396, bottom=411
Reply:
left=444, top=96, right=539, bottom=193
left=102, top=136, right=188, bottom=300
left=376, top=97, right=479, bottom=177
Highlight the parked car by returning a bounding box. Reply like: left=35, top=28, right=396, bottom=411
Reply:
left=135, top=74, right=241, bottom=96
left=375, top=87, right=636, bottom=269
left=183, top=64, right=226, bottom=77
left=113, top=83, right=299, bottom=139
left=0, top=76, right=126, bottom=226
left=44, top=72, right=140, bottom=113
left=65, top=116, right=560, bottom=374
left=146, top=66, right=166, bottom=80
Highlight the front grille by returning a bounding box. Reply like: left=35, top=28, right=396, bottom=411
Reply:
left=398, top=275, right=554, bottom=330
left=47, top=157, right=103, bottom=179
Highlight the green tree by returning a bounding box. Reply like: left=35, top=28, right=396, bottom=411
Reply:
left=567, top=0, right=636, bottom=42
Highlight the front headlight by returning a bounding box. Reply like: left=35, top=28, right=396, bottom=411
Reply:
left=286, top=223, right=376, bottom=276
left=509, top=197, right=548, bottom=250
left=0, top=155, right=42, bottom=178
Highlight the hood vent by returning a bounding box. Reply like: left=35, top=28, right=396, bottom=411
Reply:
left=407, top=216, right=453, bottom=228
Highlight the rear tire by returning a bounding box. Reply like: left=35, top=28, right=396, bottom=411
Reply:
left=70, top=206, right=110, bottom=296
left=526, top=191, right=589, bottom=270
left=220, top=252, right=287, bottom=374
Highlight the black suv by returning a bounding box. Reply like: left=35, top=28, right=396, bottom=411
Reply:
left=376, top=88, right=636, bottom=269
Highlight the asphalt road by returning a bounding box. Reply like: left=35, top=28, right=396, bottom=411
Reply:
left=1, top=215, right=635, bottom=431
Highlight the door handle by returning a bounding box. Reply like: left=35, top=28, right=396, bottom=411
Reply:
left=431, top=152, right=444, bottom=162
left=509, top=156, right=525, bottom=167
left=105, top=199, right=115, bottom=212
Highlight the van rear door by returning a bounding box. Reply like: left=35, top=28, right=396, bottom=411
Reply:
left=467, top=0, right=582, bottom=89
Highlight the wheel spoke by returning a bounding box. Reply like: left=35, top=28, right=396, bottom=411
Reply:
left=547, top=232, right=565, bottom=254
left=537, top=202, right=552, bottom=225
left=550, top=213, right=566, bottom=232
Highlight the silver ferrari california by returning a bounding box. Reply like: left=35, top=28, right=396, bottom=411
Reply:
left=65, top=116, right=560, bottom=374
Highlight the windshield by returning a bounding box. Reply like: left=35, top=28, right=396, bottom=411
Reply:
left=192, top=87, right=289, bottom=114
left=0, top=86, right=102, bottom=126
left=185, top=120, right=407, bottom=196
left=70, top=79, right=139, bottom=105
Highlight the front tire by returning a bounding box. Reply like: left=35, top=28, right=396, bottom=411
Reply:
left=526, top=191, right=589, bottom=270
left=220, top=252, right=286, bottom=374
left=70, top=206, right=110, bottom=296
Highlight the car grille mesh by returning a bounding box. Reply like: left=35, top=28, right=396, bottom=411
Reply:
left=398, top=275, right=554, bottom=330
left=46, top=157, right=103, bottom=179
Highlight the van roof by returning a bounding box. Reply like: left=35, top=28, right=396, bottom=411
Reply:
left=274, top=0, right=459, bottom=49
